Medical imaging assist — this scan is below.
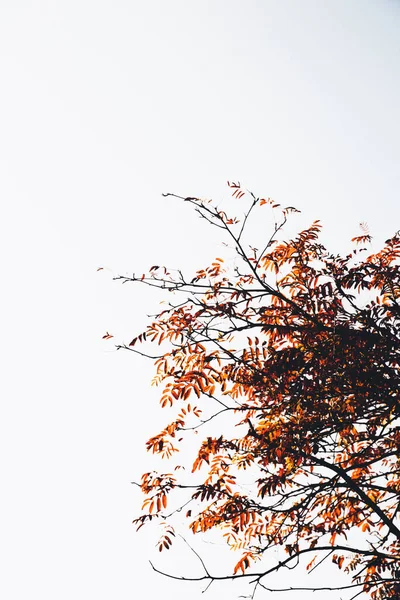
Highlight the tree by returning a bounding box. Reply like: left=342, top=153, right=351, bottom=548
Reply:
left=114, top=184, right=400, bottom=599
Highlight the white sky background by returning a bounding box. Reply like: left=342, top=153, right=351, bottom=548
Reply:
left=1, top=1, right=400, bottom=599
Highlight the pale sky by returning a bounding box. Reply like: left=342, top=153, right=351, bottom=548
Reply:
left=1, top=1, right=399, bottom=599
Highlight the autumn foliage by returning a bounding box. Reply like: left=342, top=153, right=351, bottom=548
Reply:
left=115, top=185, right=400, bottom=599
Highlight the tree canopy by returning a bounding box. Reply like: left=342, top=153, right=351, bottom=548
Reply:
left=113, top=184, right=400, bottom=599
